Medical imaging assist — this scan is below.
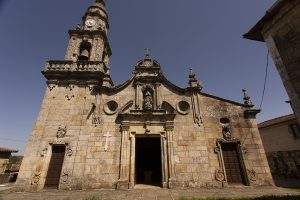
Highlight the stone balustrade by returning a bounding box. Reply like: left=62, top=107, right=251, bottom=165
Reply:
left=42, top=60, right=108, bottom=81
left=44, top=60, right=107, bottom=73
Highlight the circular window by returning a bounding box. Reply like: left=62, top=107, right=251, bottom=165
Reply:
left=177, top=101, right=190, bottom=115
left=220, top=117, right=230, bottom=125
left=104, top=100, right=118, bottom=115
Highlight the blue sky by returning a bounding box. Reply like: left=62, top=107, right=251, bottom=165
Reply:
left=0, top=0, right=292, bottom=154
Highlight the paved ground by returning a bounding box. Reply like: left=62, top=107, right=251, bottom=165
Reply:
left=1, top=185, right=300, bottom=200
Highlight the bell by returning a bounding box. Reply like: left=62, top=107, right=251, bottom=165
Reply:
left=78, top=49, right=90, bottom=61
left=80, top=49, right=89, bottom=58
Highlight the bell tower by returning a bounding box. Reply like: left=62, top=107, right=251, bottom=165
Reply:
left=65, top=0, right=111, bottom=65
left=43, top=0, right=111, bottom=86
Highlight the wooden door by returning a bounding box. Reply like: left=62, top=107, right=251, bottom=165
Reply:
left=222, top=143, right=245, bottom=185
left=44, top=145, right=66, bottom=188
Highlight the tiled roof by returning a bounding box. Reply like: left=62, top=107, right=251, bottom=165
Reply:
left=0, top=147, right=18, bottom=153
left=258, top=114, right=296, bottom=129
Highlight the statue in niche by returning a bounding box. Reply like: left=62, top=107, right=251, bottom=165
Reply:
left=143, top=90, right=154, bottom=111
left=222, top=124, right=232, bottom=141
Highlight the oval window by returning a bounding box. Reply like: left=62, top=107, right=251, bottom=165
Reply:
left=177, top=101, right=190, bottom=115
left=104, top=100, right=118, bottom=115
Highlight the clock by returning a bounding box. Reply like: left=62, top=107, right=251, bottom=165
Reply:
left=85, top=19, right=96, bottom=27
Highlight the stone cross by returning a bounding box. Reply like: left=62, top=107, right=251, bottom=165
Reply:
left=104, top=132, right=112, bottom=152
left=144, top=48, right=151, bottom=57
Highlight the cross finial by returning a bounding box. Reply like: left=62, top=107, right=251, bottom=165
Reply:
left=144, top=48, right=151, bottom=59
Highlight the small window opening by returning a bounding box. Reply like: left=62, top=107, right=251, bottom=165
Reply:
left=78, top=41, right=92, bottom=61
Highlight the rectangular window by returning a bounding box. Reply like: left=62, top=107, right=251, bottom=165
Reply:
left=289, top=123, right=300, bottom=139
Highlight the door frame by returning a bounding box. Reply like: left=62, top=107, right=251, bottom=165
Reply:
left=128, top=132, right=170, bottom=188
left=215, top=139, right=250, bottom=186
left=44, top=144, right=67, bottom=189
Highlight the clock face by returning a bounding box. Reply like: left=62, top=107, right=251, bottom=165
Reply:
left=85, top=19, right=96, bottom=27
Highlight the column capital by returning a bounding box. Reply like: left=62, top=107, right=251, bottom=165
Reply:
left=164, top=121, right=174, bottom=131
left=121, top=121, right=130, bottom=131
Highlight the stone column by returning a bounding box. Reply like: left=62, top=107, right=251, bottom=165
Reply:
left=117, top=122, right=130, bottom=189
left=160, top=132, right=169, bottom=188
left=165, top=121, right=175, bottom=188
left=129, top=132, right=136, bottom=189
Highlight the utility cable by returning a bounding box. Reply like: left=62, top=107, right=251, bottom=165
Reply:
left=259, top=49, right=270, bottom=110
left=241, top=49, right=270, bottom=146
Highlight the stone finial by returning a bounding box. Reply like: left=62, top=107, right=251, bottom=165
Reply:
left=242, top=89, right=253, bottom=106
left=188, top=68, right=202, bottom=90
left=144, top=48, right=151, bottom=59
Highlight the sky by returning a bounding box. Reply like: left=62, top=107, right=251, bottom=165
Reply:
left=0, top=0, right=293, bottom=154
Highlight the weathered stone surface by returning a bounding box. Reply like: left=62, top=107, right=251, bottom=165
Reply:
left=15, top=1, right=273, bottom=191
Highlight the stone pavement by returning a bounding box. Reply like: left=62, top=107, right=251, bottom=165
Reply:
left=1, top=186, right=300, bottom=200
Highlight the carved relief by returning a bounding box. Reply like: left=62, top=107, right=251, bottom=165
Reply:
left=247, top=169, right=257, bottom=182
left=143, top=90, right=154, bottom=111
left=92, top=115, right=102, bottom=127
left=57, top=126, right=67, bottom=138
left=65, top=94, right=75, bottom=101
left=215, top=169, right=225, bottom=182
left=61, top=170, right=70, bottom=183
left=222, top=124, right=232, bottom=141
left=66, top=146, right=73, bottom=157
left=47, top=84, right=56, bottom=91
left=40, top=147, right=48, bottom=157
left=31, top=172, right=41, bottom=185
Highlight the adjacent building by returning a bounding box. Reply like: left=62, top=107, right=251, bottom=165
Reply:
left=244, top=0, right=300, bottom=125
left=258, top=114, right=300, bottom=187
left=0, top=147, right=18, bottom=184
left=15, top=0, right=273, bottom=191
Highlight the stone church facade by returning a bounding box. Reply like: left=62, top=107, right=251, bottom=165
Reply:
left=16, top=1, right=273, bottom=191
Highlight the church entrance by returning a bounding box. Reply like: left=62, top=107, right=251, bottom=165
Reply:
left=222, top=143, right=246, bottom=185
left=44, top=145, right=66, bottom=189
left=135, top=137, right=162, bottom=187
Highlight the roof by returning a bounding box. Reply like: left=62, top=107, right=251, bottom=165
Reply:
left=0, top=147, right=18, bottom=153
left=243, top=0, right=292, bottom=41
left=258, top=114, right=296, bottom=129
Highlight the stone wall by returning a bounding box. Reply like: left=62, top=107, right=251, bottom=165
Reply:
left=0, top=158, right=8, bottom=174
left=262, top=1, right=300, bottom=125
left=16, top=77, right=274, bottom=191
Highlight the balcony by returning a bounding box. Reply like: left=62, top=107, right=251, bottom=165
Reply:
left=42, top=60, right=108, bottom=82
